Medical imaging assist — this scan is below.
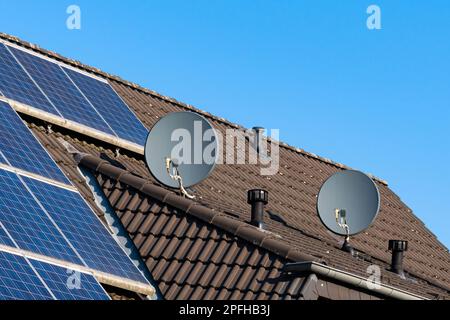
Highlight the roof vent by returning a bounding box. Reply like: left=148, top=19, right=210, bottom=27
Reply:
left=247, top=189, right=268, bottom=229
left=388, top=240, right=408, bottom=277
left=252, top=127, right=265, bottom=154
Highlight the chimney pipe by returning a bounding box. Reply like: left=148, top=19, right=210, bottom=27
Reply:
left=247, top=189, right=268, bottom=229
left=388, top=240, right=408, bottom=277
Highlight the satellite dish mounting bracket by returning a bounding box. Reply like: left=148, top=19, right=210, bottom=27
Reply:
left=335, top=208, right=355, bottom=255
left=165, top=157, right=195, bottom=199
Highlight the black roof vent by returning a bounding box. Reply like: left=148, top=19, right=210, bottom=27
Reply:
left=247, top=189, right=268, bottom=229
left=388, top=240, right=408, bottom=278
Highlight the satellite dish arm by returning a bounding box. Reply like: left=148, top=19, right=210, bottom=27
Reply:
left=165, top=158, right=195, bottom=199
left=335, top=208, right=354, bottom=255
left=335, top=209, right=350, bottom=240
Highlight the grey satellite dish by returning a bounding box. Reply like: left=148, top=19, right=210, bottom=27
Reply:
left=317, top=170, right=380, bottom=253
left=144, top=112, right=218, bottom=197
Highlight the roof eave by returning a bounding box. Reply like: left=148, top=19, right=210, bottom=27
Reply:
left=284, top=261, right=429, bottom=300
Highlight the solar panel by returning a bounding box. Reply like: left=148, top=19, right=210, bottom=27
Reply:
left=63, top=67, right=148, bottom=145
left=0, top=43, right=147, bottom=145
left=0, top=251, right=53, bottom=300
left=0, top=44, right=58, bottom=115
left=0, top=224, right=16, bottom=248
left=9, top=47, right=115, bottom=135
left=0, top=101, right=70, bottom=184
left=0, top=169, right=83, bottom=265
left=29, top=259, right=110, bottom=300
left=23, top=176, right=149, bottom=283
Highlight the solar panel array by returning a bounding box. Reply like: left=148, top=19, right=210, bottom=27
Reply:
left=10, top=47, right=115, bottom=134
left=63, top=67, right=148, bottom=145
left=0, top=44, right=58, bottom=115
left=25, top=176, right=148, bottom=282
left=0, top=101, right=70, bottom=184
left=30, top=260, right=109, bottom=300
left=0, top=251, right=54, bottom=300
left=0, top=169, right=83, bottom=264
left=0, top=101, right=151, bottom=299
left=0, top=42, right=148, bottom=146
left=0, top=250, right=109, bottom=300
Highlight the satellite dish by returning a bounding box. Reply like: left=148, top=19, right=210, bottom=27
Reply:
left=144, top=112, right=218, bottom=196
left=317, top=170, right=380, bottom=253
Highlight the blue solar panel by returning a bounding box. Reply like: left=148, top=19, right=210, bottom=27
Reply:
left=9, top=47, right=115, bottom=135
left=0, top=101, right=70, bottom=184
left=64, top=67, right=148, bottom=145
left=29, top=259, right=109, bottom=300
left=0, top=44, right=58, bottom=115
left=23, top=176, right=148, bottom=283
left=0, top=225, right=16, bottom=248
left=0, top=169, right=83, bottom=265
left=0, top=251, right=53, bottom=300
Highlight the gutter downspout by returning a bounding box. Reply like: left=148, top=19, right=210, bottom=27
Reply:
left=284, top=261, right=428, bottom=300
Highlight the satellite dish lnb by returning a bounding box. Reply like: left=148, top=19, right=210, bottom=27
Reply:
left=317, top=170, right=380, bottom=254
left=144, top=112, right=218, bottom=198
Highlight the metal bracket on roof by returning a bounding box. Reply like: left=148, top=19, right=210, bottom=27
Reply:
left=57, top=137, right=81, bottom=155
left=165, top=157, right=195, bottom=199
left=335, top=208, right=355, bottom=256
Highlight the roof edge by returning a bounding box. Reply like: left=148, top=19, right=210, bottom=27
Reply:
left=0, top=32, right=388, bottom=185
left=78, top=153, right=322, bottom=264
left=284, top=261, right=429, bottom=300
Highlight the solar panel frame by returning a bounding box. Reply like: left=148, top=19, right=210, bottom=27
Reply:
left=0, top=251, right=54, bottom=300
left=0, top=44, right=59, bottom=115
left=63, top=67, right=148, bottom=145
left=29, top=259, right=110, bottom=300
left=0, top=169, right=84, bottom=265
left=9, top=46, right=116, bottom=135
left=23, top=176, right=149, bottom=283
left=0, top=101, right=70, bottom=184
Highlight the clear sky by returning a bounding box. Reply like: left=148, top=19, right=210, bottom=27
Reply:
left=1, top=1, right=448, bottom=248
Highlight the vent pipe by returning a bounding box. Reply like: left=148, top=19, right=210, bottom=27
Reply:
left=388, top=240, right=408, bottom=277
left=247, top=189, right=268, bottom=229
left=252, top=127, right=264, bottom=154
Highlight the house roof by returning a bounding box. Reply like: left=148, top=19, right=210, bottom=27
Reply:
left=1, top=32, right=449, bottom=299
left=80, top=154, right=445, bottom=299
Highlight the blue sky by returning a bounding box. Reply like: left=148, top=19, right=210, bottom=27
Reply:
left=1, top=1, right=449, bottom=248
